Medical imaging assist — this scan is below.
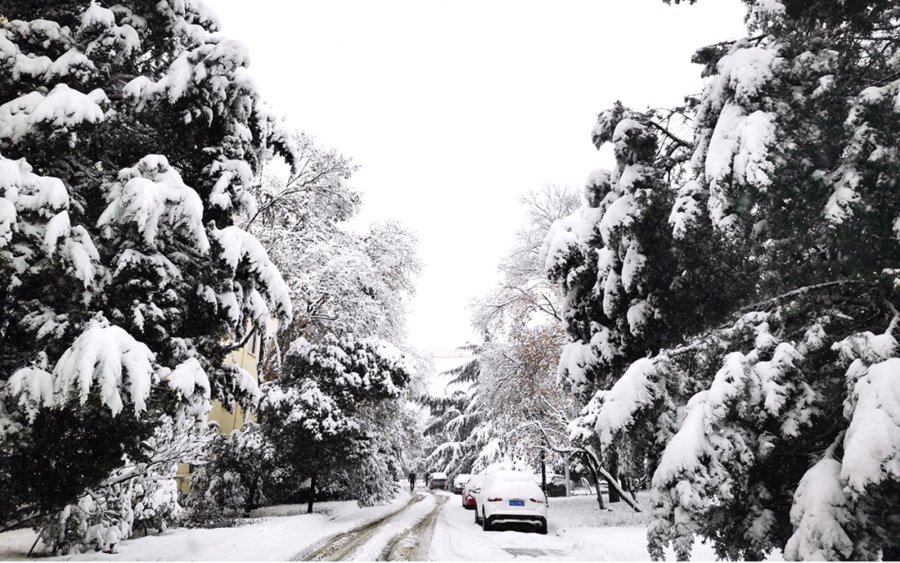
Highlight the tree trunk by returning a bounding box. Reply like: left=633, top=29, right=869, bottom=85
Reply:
left=581, top=445, right=642, bottom=513
left=245, top=475, right=259, bottom=516
left=307, top=473, right=316, bottom=514
left=606, top=449, right=621, bottom=503
left=596, top=464, right=642, bottom=513
left=582, top=453, right=606, bottom=510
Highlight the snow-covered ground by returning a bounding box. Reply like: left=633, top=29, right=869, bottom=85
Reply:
left=345, top=492, right=436, bottom=560
left=0, top=491, right=414, bottom=561
left=1, top=490, right=786, bottom=561
left=430, top=493, right=784, bottom=561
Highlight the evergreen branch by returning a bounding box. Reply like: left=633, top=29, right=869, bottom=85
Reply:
left=740, top=279, right=861, bottom=312
left=646, top=119, right=691, bottom=148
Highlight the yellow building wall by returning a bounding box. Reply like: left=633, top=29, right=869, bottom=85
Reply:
left=175, top=335, right=260, bottom=494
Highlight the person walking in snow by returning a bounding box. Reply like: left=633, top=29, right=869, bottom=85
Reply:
left=408, top=471, right=416, bottom=492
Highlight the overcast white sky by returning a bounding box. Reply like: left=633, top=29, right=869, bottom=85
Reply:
left=207, top=0, right=747, bottom=352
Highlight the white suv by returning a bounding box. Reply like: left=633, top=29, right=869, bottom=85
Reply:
left=474, top=470, right=548, bottom=534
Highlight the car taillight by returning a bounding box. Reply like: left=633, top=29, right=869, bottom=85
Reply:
left=487, top=497, right=503, bottom=502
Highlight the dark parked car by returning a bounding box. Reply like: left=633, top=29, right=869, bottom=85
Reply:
left=452, top=473, right=471, bottom=494
left=428, top=472, right=448, bottom=490
left=545, top=475, right=568, bottom=497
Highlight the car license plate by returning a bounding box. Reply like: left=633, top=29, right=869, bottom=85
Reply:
left=509, top=499, right=525, bottom=507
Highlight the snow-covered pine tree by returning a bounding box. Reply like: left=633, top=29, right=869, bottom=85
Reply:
left=422, top=353, right=493, bottom=477
left=0, top=0, right=293, bottom=532
left=542, top=103, right=710, bottom=498
left=545, top=0, right=900, bottom=560
left=256, top=335, right=414, bottom=509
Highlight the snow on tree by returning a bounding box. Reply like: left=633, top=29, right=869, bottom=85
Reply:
left=0, top=0, right=294, bottom=533
left=422, top=350, right=542, bottom=479
left=185, top=421, right=277, bottom=522
left=423, top=186, right=581, bottom=481
left=185, top=128, right=422, bottom=513
left=422, top=354, right=487, bottom=476
left=231, top=335, right=414, bottom=511
left=543, top=0, right=900, bottom=559
left=783, top=458, right=854, bottom=561
left=243, top=137, right=420, bottom=382
left=40, top=416, right=212, bottom=554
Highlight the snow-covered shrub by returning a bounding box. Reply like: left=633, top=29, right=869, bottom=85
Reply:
left=39, top=417, right=210, bottom=554
left=186, top=423, right=277, bottom=523
left=257, top=336, right=413, bottom=509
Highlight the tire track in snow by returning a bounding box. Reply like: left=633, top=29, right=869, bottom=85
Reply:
left=378, top=494, right=447, bottom=561
left=297, top=492, right=437, bottom=561
left=293, top=493, right=420, bottom=561
left=347, top=492, right=437, bottom=561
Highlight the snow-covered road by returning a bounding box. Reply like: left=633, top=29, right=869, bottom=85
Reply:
left=0, top=489, right=783, bottom=561
left=299, top=490, right=735, bottom=561
left=430, top=492, right=595, bottom=561
left=299, top=490, right=443, bottom=561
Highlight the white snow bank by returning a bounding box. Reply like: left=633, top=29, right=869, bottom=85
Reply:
left=427, top=492, right=760, bottom=561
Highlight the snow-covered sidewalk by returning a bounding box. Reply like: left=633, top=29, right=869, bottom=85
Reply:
left=0, top=491, right=413, bottom=561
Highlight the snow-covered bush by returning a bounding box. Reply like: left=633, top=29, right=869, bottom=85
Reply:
left=39, top=417, right=211, bottom=554
left=185, top=422, right=278, bottom=524
left=258, top=335, right=413, bottom=509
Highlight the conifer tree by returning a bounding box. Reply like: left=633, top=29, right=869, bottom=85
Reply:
left=544, top=0, right=900, bottom=559
left=0, top=0, right=293, bottom=531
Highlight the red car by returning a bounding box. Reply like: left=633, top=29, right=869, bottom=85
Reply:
left=461, top=474, right=485, bottom=509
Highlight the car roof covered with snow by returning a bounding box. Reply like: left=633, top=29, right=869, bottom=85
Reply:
left=482, top=473, right=545, bottom=498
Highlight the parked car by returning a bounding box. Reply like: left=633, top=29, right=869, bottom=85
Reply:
left=474, top=470, right=547, bottom=534
left=452, top=473, right=471, bottom=494
left=545, top=475, right=569, bottom=497
left=461, top=473, right=484, bottom=509
left=427, top=471, right=448, bottom=490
